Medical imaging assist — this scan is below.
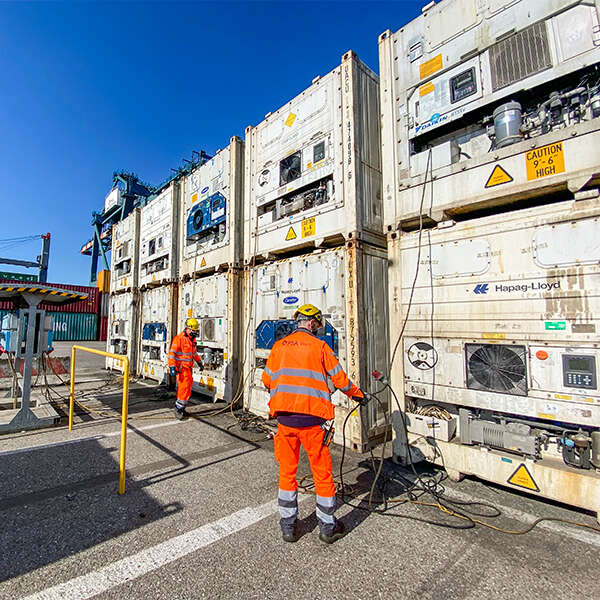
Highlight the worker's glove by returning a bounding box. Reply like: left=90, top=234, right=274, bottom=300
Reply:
left=195, top=360, right=204, bottom=371
left=169, top=366, right=177, bottom=377
left=353, top=395, right=369, bottom=407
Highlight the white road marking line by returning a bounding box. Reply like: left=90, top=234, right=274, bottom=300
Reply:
left=0, top=420, right=181, bottom=457
left=22, top=500, right=280, bottom=600
left=443, top=487, right=600, bottom=547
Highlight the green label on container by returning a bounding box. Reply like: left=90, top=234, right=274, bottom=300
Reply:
left=545, top=321, right=566, bottom=331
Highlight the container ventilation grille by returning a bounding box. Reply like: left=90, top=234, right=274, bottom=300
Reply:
left=202, top=318, right=216, bottom=342
left=489, top=21, right=552, bottom=91
left=466, top=343, right=527, bottom=396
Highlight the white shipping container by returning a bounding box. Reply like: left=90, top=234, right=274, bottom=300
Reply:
left=106, top=292, right=138, bottom=374
left=244, top=244, right=390, bottom=451
left=388, top=199, right=600, bottom=426
left=139, top=182, right=179, bottom=288
left=180, top=137, right=245, bottom=278
left=244, top=51, right=383, bottom=262
left=110, top=209, right=140, bottom=292
left=178, top=271, right=243, bottom=402
left=138, top=284, right=177, bottom=383
left=379, top=0, right=600, bottom=229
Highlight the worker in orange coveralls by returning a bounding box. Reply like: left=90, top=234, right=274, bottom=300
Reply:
left=262, top=304, right=366, bottom=544
left=168, top=317, right=203, bottom=420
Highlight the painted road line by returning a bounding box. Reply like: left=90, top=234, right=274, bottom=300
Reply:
left=443, top=488, right=600, bottom=548
left=22, top=500, right=280, bottom=600
left=0, top=420, right=182, bottom=457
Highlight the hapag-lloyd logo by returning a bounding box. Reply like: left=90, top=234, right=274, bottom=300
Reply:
left=495, top=281, right=561, bottom=293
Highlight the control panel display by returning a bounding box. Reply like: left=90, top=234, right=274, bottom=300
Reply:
left=562, top=354, right=597, bottom=389
left=450, top=68, right=477, bottom=103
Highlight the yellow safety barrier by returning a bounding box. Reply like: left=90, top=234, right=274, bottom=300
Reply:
left=69, top=345, right=129, bottom=495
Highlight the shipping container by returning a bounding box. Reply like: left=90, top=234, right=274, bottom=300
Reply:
left=0, top=281, right=99, bottom=314
left=111, top=209, right=140, bottom=292
left=50, top=312, right=98, bottom=341
left=244, top=243, right=389, bottom=451
left=244, top=51, right=384, bottom=262
left=138, top=284, right=177, bottom=383
left=106, top=292, right=139, bottom=374
left=99, top=316, right=108, bottom=342
left=387, top=198, right=600, bottom=517
left=178, top=270, right=243, bottom=401
left=378, top=0, right=600, bottom=230
left=180, top=138, right=245, bottom=278
left=139, top=182, right=180, bottom=288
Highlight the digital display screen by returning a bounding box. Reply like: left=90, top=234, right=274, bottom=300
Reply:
left=566, top=356, right=594, bottom=373
left=450, top=68, right=476, bottom=103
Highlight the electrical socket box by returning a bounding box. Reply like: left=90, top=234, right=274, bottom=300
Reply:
left=405, top=412, right=456, bottom=442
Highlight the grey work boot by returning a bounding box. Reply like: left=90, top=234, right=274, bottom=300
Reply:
left=173, top=406, right=187, bottom=420
left=319, top=520, right=346, bottom=544
left=281, top=523, right=298, bottom=543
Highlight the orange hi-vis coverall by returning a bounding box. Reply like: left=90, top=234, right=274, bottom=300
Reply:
left=168, top=331, right=201, bottom=404
left=262, top=329, right=363, bottom=534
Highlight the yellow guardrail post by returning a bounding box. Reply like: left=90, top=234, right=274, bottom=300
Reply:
left=68, top=345, right=130, bottom=495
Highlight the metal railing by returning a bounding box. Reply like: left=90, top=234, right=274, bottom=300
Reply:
left=68, top=345, right=129, bottom=495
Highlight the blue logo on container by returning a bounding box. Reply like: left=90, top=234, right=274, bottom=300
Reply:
left=201, top=186, right=209, bottom=194
left=283, top=296, right=299, bottom=305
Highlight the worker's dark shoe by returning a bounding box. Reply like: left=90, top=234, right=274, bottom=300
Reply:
left=281, top=524, right=298, bottom=543
left=173, top=406, right=187, bottom=420
left=319, top=521, right=346, bottom=544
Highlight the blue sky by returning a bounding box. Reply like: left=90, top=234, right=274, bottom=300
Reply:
left=0, top=0, right=421, bottom=285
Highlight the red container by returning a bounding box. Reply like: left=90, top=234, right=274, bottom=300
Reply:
left=99, top=316, right=108, bottom=342
left=0, top=280, right=100, bottom=314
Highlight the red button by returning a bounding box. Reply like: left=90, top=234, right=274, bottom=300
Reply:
left=536, top=350, right=549, bottom=360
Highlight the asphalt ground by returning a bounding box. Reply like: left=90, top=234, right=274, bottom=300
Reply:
left=0, top=374, right=599, bottom=600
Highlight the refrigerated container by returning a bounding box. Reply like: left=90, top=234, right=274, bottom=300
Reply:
left=244, top=243, right=389, bottom=450
left=111, top=209, right=140, bottom=292
left=139, top=182, right=179, bottom=288
left=387, top=198, right=600, bottom=517
left=138, top=284, right=177, bottom=383
left=106, top=292, right=138, bottom=374
left=244, top=51, right=384, bottom=262
left=379, top=0, right=600, bottom=230
left=178, top=270, right=242, bottom=402
left=180, top=137, right=244, bottom=278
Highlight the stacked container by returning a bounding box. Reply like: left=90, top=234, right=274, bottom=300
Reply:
left=380, top=0, right=600, bottom=516
left=243, top=51, right=389, bottom=451
left=106, top=209, right=141, bottom=374
left=177, top=137, right=245, bottom=400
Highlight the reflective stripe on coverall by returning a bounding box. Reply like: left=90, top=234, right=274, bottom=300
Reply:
left=168, top=331, right=200, bottom=404
left=262, top=329, right=363, bottom=533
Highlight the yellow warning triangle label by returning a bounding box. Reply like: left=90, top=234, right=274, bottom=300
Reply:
left=507, top=464, right=540, bottom=492
left=200, top=257, right=206, bottom=267
left=199, top=377, right=205, bottom=386
left=284, top=113, right=296, bottom=127
left=285, top=227, right=297, bottom=241
left=485, top=164, right=513, bottom=188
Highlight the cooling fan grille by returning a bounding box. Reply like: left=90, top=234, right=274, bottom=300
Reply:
left=466, top=343, right=527, bottom=396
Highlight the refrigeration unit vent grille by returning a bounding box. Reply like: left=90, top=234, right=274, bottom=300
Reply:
left=489, top=21, right=552, bottom=91
left=466, top=343, right=527, bottom=396
left=202, top=318, right=216, bottom=342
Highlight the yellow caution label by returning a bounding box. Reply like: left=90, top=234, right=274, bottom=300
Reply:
left=554, top=393, right=571, bottom=400
left=307, top=162, right=313, bottom=169
left=485, top=165, right=513, bottom=188
left=223, top=352, right=228, bottom=360
left=507, top=464, right=540, bottom=492
left=284, top=113, right=296, bottom=127
left=187, top=308, right=193, bottom=317
left=151, top=368, right=155, bottom=375
left=537, top=413, right=556, bottom=420
left=482, top=332, right=506, bottom=340
left=420, top=54, right=443, bottom=79
left=302, top=216, right=316, bottom=238
left=207, top=376, right=215, bottom=391
left=123, top=277, right=127, bottom=286
left=192, top=193, right=198, bottom=203
left=285, top=227, right=297, bottom=241
left=526, top=142, right=565, bottom=181
left=200, top=257, right=206, bottom=267
left=419, top=81, right=434, bottom=96
left=144, top=363, right=148, bottom=373
left=199, top=377, right=205, bottom=386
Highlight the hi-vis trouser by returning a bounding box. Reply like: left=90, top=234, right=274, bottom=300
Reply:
left=176, top=368, right=193, bottom=403
left=274, top=423, right=337, bottom=534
